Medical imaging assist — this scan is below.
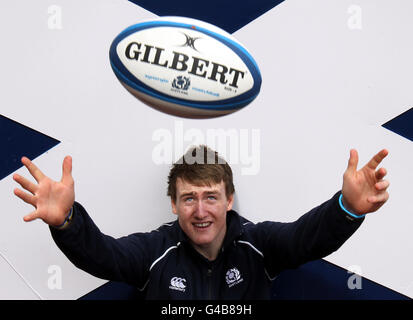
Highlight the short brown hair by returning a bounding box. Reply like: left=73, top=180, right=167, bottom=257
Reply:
left=167, top=145, right=235, bottom=201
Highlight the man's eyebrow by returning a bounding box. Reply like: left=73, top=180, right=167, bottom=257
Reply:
left=179, top=190, right=220, bottom=198
left=205, top=190, right=219, bottom=194
left=179, top=192, right=196, bottom=199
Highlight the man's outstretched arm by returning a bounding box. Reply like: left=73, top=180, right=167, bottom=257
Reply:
left=259, top=149, right=390, bottom=275
left=13, top=156, right=151, bottom=287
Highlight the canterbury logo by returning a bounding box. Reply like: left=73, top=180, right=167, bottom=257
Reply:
left=169, top=276, right=187, bottom=292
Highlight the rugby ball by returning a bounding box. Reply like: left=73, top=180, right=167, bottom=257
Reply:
left=109, top=16, right=261, bottom=118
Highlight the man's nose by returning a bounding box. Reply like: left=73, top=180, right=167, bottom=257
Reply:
left=194, top=201, right=208, bottom=219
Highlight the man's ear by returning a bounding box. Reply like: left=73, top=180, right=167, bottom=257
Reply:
left=171, top=198, right=178, bottom=215
left=226, top=194, right=234, bottom=211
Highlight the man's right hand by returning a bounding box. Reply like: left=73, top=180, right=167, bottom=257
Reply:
left=13, top=156, right=75, bottom=227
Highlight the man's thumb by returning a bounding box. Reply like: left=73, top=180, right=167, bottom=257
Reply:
left=346, top=149, right=358, bottom=173
left=23, top=212, right=38, bottom=222
left=61, top=156, right=73, bottom=184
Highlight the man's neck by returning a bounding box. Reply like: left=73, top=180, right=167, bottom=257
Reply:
left=191, top=225, right=227, bottom=261
left=192, top=244, right=219, bottom=261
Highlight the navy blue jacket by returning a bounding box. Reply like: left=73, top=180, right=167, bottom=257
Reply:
left=50, top=191, right=363, bottom=299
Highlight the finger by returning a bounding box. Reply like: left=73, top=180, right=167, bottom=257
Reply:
left=14, top=188, right=36, bottom=206
left=346, top=149, right=359, bottom=173
left=368, top=192, right=389, bottom=203
left=375, top=180, right=390, bottom=191
left=365, top=149, right=389, bottom=171
left=21, top=157, right=45, bottom=183
left=13, top=173, right=37, bottom=194
left=375, top=167, right=387, bottom=180
left=61, top=156, right=73, bottom=185
left=23, top=211, right=39, bottom=222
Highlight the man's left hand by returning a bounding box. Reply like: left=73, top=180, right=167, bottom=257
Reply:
left=341, top=149, right=390, bottom=216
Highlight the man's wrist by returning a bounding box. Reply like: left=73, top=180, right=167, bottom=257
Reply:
left=53, top=207, right=74, bottom=230
left=339, top=194, right=365, bottom=220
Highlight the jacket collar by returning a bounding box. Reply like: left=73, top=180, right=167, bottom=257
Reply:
left=222, top=210, right=245, bottom=249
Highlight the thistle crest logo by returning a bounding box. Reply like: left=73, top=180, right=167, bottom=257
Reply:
left=172, top=76, right=191, bottom=91
left=225, top=267, right=243, bottom=287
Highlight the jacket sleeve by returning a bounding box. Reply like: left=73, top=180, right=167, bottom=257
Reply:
left=256, top=191, right=364, bottom=277
left=49, top=201, right=156, bottom=288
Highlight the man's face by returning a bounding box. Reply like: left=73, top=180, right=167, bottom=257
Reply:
left=171, top=178, right=234, bottom=260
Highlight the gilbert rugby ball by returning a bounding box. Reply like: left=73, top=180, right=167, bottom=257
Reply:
left=109, top=16, right=261, bottom=118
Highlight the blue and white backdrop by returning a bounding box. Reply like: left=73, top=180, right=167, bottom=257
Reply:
left=0, top=0, right=412, bottom=299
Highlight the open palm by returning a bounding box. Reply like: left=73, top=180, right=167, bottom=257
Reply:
left=13, top=156, right=75, bottom=227
left=342, top=149, right=390, bottom=215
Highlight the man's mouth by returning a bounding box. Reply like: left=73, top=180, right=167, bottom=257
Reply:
left=193, top=222, right=212, bottom=229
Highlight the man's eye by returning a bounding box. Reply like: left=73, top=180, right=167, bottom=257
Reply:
left=207, top=196, right=216, bottom=200
left=185, top=197, right=193, bottom=202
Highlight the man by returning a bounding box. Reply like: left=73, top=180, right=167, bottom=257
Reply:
left=13, top=145, right=390, bottom=299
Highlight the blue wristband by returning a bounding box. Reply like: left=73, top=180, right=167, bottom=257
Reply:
left=339, top=194, right=365, bottom=219
left=55, top=207, right=73, bottom=229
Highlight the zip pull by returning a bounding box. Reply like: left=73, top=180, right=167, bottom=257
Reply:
left=207, top=268, right=213, bottom=299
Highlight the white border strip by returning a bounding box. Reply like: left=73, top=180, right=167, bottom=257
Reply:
left=0, top=251, right=43, bottom=300
left=139, top=242, right=181, bottom=291
left=237, top=240, right=277, bottom=281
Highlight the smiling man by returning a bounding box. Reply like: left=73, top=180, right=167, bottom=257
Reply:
left=171, top=179, right=232, bottom=261
left=13, top=145, right=390, bottom=299
left=167, top=147, right=235, bottom=262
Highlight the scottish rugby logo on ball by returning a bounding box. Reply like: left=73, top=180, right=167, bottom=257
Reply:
left=109, top=16, right=262, bottom=118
